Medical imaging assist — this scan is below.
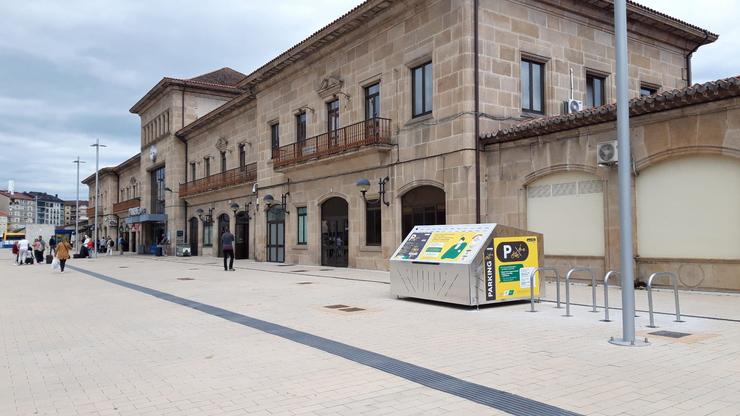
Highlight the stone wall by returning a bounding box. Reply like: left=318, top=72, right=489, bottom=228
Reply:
left=483, top=97, right=740, bottom=290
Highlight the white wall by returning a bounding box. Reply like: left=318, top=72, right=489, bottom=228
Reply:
left=637, top=156, right=740, bottom=259
left=527, top=171, right=605, bottom=256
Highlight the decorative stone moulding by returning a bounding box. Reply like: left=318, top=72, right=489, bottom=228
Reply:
left=216, top=137, right=229, bottom=153
left=317, top=75, right=344, bottom=99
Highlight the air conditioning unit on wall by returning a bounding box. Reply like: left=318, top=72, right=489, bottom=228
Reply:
left=597, top=141, right=619, bottom=165
left=564, top=99, right=584, bottom=114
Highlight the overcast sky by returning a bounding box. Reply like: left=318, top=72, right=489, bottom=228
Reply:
left=0, top=1, right=737, bottom=200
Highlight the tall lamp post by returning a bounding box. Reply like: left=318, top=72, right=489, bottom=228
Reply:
left=610, top=0, right=646, bottom=347
left=73, top=156, right=86, bottom=253
left=91, top=139, right=106, bottom=258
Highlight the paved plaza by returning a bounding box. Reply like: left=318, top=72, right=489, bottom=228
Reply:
left=1, top=252, right=739, bottom=416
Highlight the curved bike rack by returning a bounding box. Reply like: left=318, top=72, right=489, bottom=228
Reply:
left=564, top=267, right=594, bottom=317
left=601, top=270, right=619, bottom=322
left=647, top=272, right=684, bottom=328
left=527, top=267, right=558, bottom=312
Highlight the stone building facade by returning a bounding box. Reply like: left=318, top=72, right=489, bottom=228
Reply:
left=88, top=0, right=739, bottom=290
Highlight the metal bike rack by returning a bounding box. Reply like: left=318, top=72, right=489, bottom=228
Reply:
left=647, top=272, right=684, bottom=328
left=601, top=270, right=619, bottom=322
left=564, top=267, right=594, bottom=317
left=527, top=267, right=558, bottom=312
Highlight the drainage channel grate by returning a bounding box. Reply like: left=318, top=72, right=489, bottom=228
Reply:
left=188, top=268, right=199, bottom=270
left=177, top=277, right=195, bottom=281
left=118, top=266, right=128, bottom=268
left=649, top=330, right=692, bottom=338
left=339, top=307, right=365, bottom=312
left=297, top=282, right=313, bottom=285
left=324, top=304, right=364, bottom=312
left=291, top=270, right=309, bottom=273
left=70, top=265, right=584, bottom=416
left=319, top=268, right=333, bottom=271
left=276, top=264, right=295, bottom=267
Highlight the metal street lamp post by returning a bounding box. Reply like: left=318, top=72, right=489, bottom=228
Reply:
left=73, top=156, right=86, bottom=253
left=91, top=139, right=106, bottom=259
left=610, top=0, right=647, bottom=347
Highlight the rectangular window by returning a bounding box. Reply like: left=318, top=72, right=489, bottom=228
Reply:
left=204, top=157, right=210, bottom=177
left=271, top=123, right=280, bottom=158
left=365, top=200, right=381, bottom=246
left=220, top=151, right=227, bottom=173
left=296, top=111, right=306, bottom=144
left=297, top=206, right=307, bottom=245
left=365, top=83, right=380, bottom=120
left=150, top=166, right=165, bottom=215
left=586, top=74, right=606, bottom=107
left=412, top=62, right=432, bottom=117
left=327, top=100, right=340, bottom=133
left=190, top=162, right=196, bottom=181
left=203, top=223, right=213, bottom=246
left=640, top=85, right=658, bottom=97
left=521, top=59, right=544, bottom=114
left=238, top=144, right=246, bottom=168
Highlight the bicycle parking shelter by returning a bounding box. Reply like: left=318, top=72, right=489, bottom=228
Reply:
left=390, top=223, right=544, bottom=306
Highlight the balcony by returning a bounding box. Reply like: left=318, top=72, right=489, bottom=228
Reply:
left=113, top=197, right=140, bottom=213
left=272, top=118, right=392, bottom=169
left=179, top=162, right=257, bottom=198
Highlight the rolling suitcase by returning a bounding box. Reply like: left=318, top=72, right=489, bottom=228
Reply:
left=46, top=255, right=53, bottom=264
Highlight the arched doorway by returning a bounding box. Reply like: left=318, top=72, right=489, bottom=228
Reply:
left=266, top=206, right=285, bottom=263
left=321, top=197, right=348, bottom=267
left=217, top=213, right=230, bottom=257
left=235, top=211, right=249, bottom=259
left=189, top=217, right=199, bottom=256
left=401, top=186, right=446, bottom=238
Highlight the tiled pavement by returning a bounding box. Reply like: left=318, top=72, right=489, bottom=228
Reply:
left=1, top=252, right=739, bottom=416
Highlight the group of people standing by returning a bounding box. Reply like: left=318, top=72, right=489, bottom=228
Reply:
left=11, top=235, right=72, bottom=272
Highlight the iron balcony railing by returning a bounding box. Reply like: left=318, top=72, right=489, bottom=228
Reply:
left=179, top=162, right=257, bottom=198
left=112, top=197, right=140, bottom=213
left=273, top=117, right=391, bottom=168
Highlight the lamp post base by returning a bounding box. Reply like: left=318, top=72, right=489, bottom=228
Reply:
left=609, top=336, right=650, bottom=347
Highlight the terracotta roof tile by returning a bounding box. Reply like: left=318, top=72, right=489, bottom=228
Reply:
left=189, top=67, right=246, bottom=87
left=482, top=76, right=740, bottom=143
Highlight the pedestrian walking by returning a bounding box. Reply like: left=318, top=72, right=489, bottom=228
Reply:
left=118, top=236, right=125, bottom=255
left=33, top=238, right=42, bottom=263
left=54, top=237, right=72, bottom=273
left=48, top=235, right=56, bottom=256
left=18, top=238, right=30, bottom=265
left=37, top=235, right=46, bottom=264
left=11, top=241, right=19, bottom=265
left=106, top=237, right=114, bottom=256
left=81, top=235, right=91, bottom=258
left=221, top=228, right=235, bottom=271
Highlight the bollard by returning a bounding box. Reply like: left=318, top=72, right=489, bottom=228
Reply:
left=589, top=268, right=598, bottom=313
left=564, top=267, right=594, bottom=317
left=601, top=270, right=619, bottom=322
left=646, top=272, right=685, bottom=328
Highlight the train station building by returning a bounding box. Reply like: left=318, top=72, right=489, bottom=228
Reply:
left=85, top=0, right=740, bottom=290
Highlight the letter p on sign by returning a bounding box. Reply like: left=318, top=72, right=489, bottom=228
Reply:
left=503, top=244, right=512, bottom=259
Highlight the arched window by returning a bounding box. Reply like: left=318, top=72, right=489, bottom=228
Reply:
left=526, top=171, right=605, bottom=256
left=636, top=156, right=740, bottom=259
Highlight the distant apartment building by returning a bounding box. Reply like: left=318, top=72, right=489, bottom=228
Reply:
left=26, top=192, right=65, bottom=226
left=1, top=191, right=35, bottom=230
left=64, top=200, right=89, bottom=225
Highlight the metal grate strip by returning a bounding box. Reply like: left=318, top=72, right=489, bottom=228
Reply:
left=69, top=265, right=582, bottom=416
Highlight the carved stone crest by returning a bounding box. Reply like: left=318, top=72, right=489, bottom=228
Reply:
left=317, top=75, right=344, bottom=98
left=216, top=137, right=228, bottom=152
